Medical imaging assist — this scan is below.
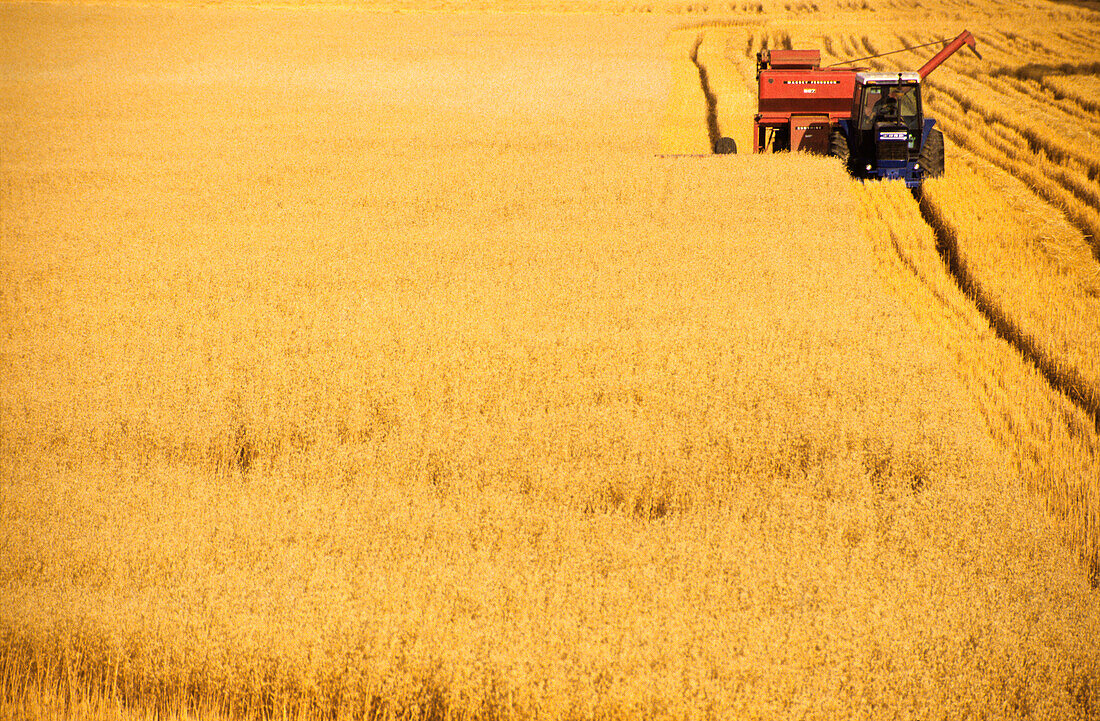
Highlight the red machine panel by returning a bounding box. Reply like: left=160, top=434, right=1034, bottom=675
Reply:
left=790, top=114, right=831, bottom=153
left=758, top=49, right=820, bottom=70
left=757, top=68, right=857, bottom=118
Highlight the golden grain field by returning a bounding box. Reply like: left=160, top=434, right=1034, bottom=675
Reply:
left=2, top=1, right=1100, bottom=719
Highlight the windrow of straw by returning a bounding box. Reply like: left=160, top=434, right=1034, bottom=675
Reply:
left=921, top=153, right=1100, bottom=424
left=856, top=177, right=1100, bottom=586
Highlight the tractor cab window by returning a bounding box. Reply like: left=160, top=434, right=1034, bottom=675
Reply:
left=858, top=84, right=920, bottom=132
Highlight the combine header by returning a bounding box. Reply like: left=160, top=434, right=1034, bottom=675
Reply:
left=753, top=31, right=980, bottom=187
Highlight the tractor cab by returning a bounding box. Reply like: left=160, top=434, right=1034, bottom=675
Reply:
left=855, top=75, right=922, bottom=144
left=841, top=71, right=936, bottom=186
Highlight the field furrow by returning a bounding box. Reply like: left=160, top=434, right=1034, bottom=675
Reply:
left=939, top=72, right=1100, bottom=181
left=855, top=179, right=1100, bottom=583
left=923, top=88, right=1100, bottom=257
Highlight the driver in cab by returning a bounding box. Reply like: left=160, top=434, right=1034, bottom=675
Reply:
left=863, top=86, right=910, bottom=126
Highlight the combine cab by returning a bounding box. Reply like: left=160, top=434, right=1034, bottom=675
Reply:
left=753, top=31, right=980, bottom=188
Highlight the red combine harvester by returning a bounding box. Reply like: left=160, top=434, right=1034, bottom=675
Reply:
left=753, top=30, right=980, bottom=188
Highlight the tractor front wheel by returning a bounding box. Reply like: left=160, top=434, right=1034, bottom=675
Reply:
left=919, top=128, right=945, bottom=177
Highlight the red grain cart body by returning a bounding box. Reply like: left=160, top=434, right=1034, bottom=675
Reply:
left=753, top=49, right=857, bottom=153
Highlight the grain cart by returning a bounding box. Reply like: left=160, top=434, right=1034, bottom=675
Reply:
left=753, top=30, right=980, bottom=188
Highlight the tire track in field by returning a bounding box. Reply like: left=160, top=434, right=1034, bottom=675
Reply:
left=917, top=192, right=1100, bottom=434
left=689, top=36, right=723, bottom=153
left=856, top=181, right=1100, bottom=587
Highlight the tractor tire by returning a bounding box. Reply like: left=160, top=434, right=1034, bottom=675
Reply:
left=714, top=136, right=736, bottom=155
left=828, top=128, right=850, bottom=166
left=919, top=128, right=945, bottom=177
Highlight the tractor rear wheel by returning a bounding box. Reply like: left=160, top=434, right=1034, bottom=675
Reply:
left=919, top=128, right=945, bottom=177
left=828, top=128, right=850, bottom=166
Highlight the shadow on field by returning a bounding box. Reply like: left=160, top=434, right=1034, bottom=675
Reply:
left=987, top=61, right=1100, bottom=81
left=689, top=36, right=724, bottom=154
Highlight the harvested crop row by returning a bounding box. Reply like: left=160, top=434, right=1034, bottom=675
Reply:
left=855, top=178, right=1100, bottom=586
left=1056, top=28, right=1100, bottom=54
left=1044, top=73, right=1100, bottom=116
left=742, top=26, right=793, bottom=58
left=991, top=74, right=1100, bottom=130
left=938, top=71, right=1100, bottom=181
left=921, top=152, right=1100, bottom=423
left=924, top=89, right=1100, bottom=256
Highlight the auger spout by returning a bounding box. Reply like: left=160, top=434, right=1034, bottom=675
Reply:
left=918, top=30, right=980, bottom=80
